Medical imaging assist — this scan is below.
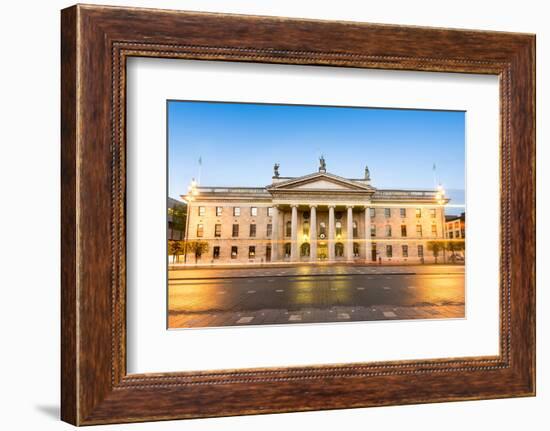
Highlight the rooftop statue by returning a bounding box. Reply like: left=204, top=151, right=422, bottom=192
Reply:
left=319, top=155, right=326, bottom=172
left=273, top=162, right=280, bottom=178
left=365, top=165, right=371, bottom=181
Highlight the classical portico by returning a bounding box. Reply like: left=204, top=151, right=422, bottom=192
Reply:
left=266, top=171, right=376, bottom=263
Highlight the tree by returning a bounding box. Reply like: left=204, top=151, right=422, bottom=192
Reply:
left=445, top=240, right=465, bottom=262
left=184, top=240, right=209, bottom=264
left=427, top=241, right=444, bottom=263
left=168, top=240, right=185, bottom=263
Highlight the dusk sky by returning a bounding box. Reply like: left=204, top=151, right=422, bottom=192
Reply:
left=168, top=101, right=465, bottom=214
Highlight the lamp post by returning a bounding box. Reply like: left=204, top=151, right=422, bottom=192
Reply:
left=183, top=178, right=198, bottom=264
left=436, top=184, right=447, bottom=264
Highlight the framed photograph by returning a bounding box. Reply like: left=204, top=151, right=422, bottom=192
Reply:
left=61, top=4, right=535, bottom=425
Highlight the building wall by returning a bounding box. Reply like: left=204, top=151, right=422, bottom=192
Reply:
left=184, top=201, right=447, bottom=264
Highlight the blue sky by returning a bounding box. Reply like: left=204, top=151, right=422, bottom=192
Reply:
left=168, top=101, right=465, bottom=214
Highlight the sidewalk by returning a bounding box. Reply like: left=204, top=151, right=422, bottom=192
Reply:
left=168, top=302, right=465, bottom=329
left=169, top=264, right=465, bottom=281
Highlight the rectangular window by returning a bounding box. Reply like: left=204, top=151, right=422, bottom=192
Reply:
left=214, top=224, right=221, bottom=237
left=250, top=224, right=256, bottom=237
left=385, top=225, right=392, bottom=237
left=416, top=224, right=423, bottom=237
left=386, top=245, right=393, bottom=258
left=196, top=223, right=204, bottom=237
left=267, top=207, right=274, bottom=217
left=198, top=206, right=205, bottom=216
left=248, top=246, right=256, bottom=258
left=233, top=207, right=240, bottom=216
left=352, top=222, right=358, bottom=238
left=216, top=206, right=222, bottom=216
left=370, top=225, right=376, bottom=238
left=231, top=246, right=238, bottom=259
left=267, top=223, right=272, bottom=237
left=418, top=245, right=424, bottom=257
left=431, top=224, right=437, bottom=236
left=232, top=224, right=239, bottom=237
left=456, top=230, right=461, bottom=238
left=213, top=246, right=220, bottom=259
left=430, top=208, right=437, bottom=218
left=400, top=208, right=406, bottom=218
left=385, top=208, right=391, bottom=218
left=369, top=207, right=375, bottom=218
left=401, top=224, right=407, bottom=237
left=449, top=231, right=454, bottom=239
left=402, top=245, right=408, bottom=257
left=416, top=208, right=422, bottom=218
left=251, top=207, right=258, bottom=217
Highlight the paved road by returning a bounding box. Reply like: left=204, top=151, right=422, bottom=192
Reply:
left=168, top=265, right=464, bottom=328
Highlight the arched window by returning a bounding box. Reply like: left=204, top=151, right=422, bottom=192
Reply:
left=303, top=220, right=310, bottom=237
left=335, top=242, right=344, bottom=257
left=352, top=220, right=358, bottom=238
left=286, top=220, right=292, bottom=237
left=284, top=242, right=291, bottom=257
left=300, top=242, right=310, bottom=257
left=353, top=242, right=360, bottom=257
left=335, top=221, right=342, bottom=237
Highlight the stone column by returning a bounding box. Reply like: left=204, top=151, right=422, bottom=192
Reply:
left=346, top=205, right=354, bottom=261
left=271, top=205, right=279, bottom=262
left=364, top=205, right=371, bottom=262
left=310, top=205, right=317, bottom=262
left=328, top=205, right=335, bottom=261
left=290, top=204, right=298, bottom=262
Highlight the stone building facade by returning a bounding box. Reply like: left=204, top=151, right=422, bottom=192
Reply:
left=445, top=212, right=466, bottom=239
left=182, top=165, right=449, bottom=265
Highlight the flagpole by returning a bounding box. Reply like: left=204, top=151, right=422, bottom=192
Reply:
left=198, top=156, right=202, bottom=185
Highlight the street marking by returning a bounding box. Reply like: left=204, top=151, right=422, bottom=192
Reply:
left=289, top=314, right=302, bottom=321
left=385, top=277, right=392, bottom=279
left=236, top=317, right=254, bottom=324
left=357, top=287, right=365, bottom=290
left=383, top=311, right=397, bottom=318
left=383, top=286, right=391, bottom=290
left=330, top=287, right=338, bottom=291
left=407, top=286, right=416, bottom=289
left=217, top=291, right=226, bottom=295
left=247, top=290, right=256, bottom=294
left=268, top=279, right=275, bottom=282
left=275, top=289, right=284, bottom=293
left=367, top=277, right=374, bottom=280
left=338, top=313, right=350, bottom=319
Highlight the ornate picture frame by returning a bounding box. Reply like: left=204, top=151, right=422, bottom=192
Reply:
left=61, top=4, right=535, bottom=425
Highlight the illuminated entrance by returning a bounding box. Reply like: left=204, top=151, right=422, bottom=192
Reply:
left=317, top=242, right=328, bottom=260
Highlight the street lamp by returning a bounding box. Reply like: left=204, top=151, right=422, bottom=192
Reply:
left=436, top=184, right=446, bottom=205
left=183, top=178, right=198, bottom=264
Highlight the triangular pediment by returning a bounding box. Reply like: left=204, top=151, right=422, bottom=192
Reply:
left=267, top=172, right=372, bottom=192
